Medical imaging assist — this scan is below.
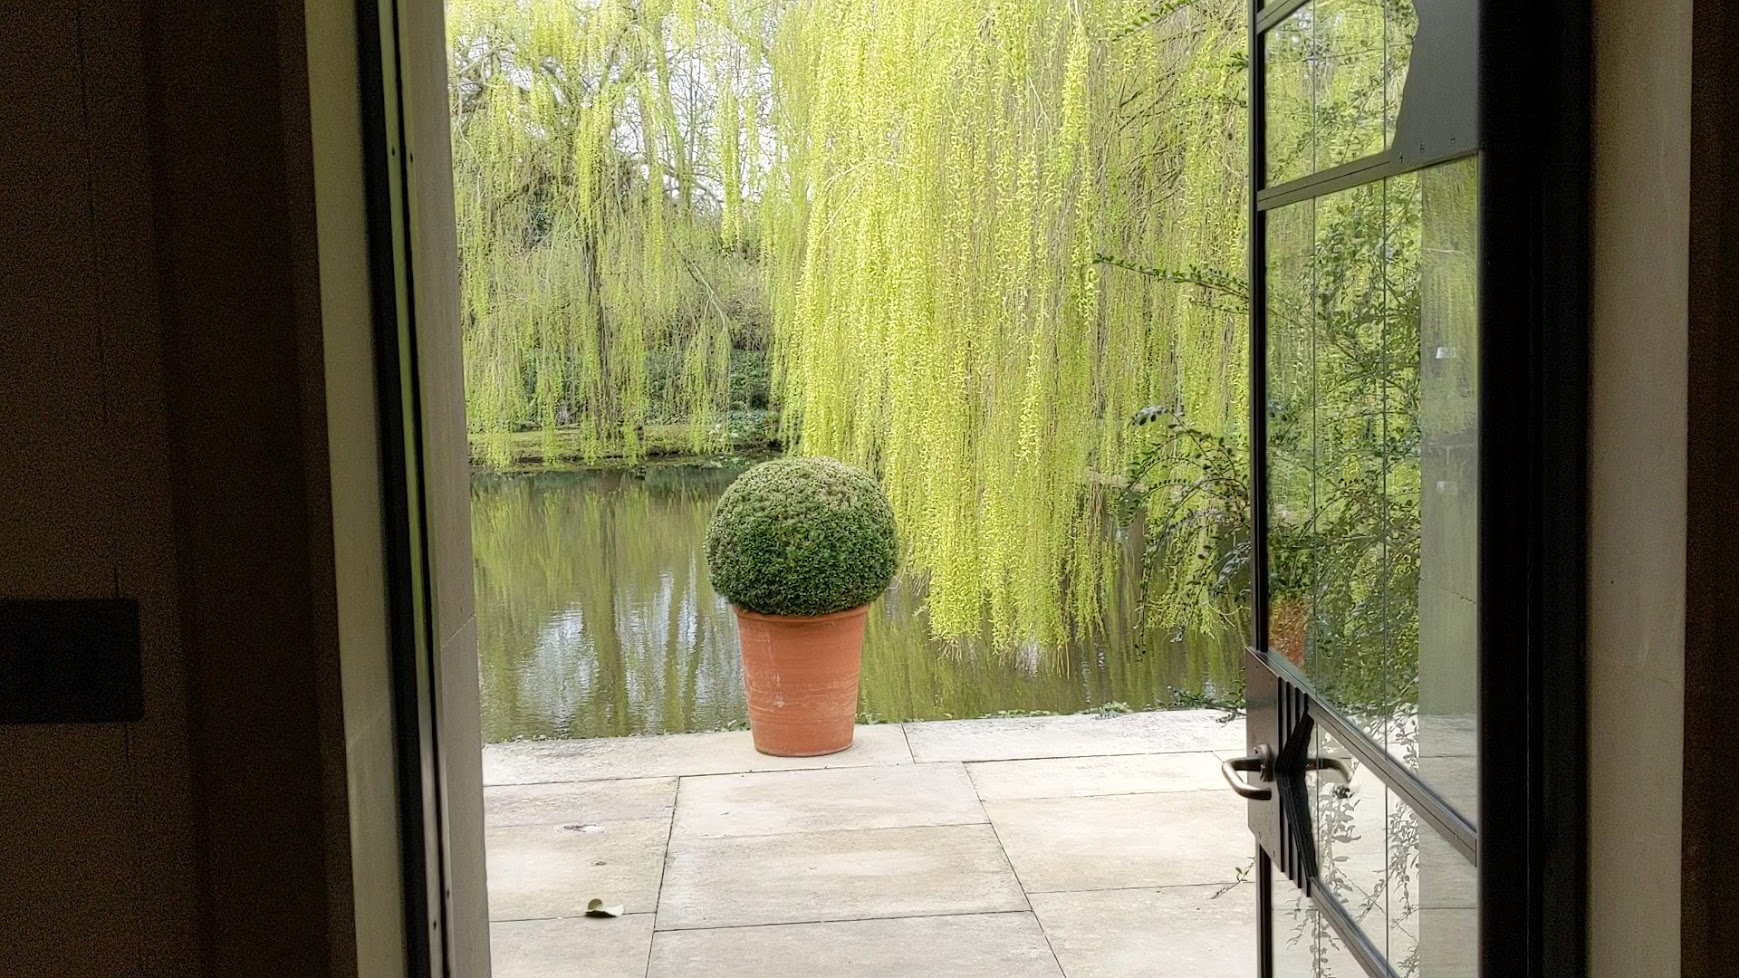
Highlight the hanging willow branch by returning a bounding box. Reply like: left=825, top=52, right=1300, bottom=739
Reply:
left=450, top=0, right=774, bottom=465
left=1109, top=0, right=1216, bottom=42
left=451, top=0, right=1251, bottom=650
left=766, top=0, right=1249, bottom=647
left=1093, top=254, right=1249, bottom=305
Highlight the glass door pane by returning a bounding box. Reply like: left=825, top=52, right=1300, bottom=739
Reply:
left=1262, top=156, right=1479, bottom=822
left=1248, top=0, right=1502, bottom=972
left=1410, top=161, right=1480, bottom=822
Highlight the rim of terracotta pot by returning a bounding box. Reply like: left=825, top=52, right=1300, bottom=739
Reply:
left=731, top=604, right=870, bottom=624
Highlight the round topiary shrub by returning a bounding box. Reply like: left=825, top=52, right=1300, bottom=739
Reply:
left=704, top=456, right=899, bottom=617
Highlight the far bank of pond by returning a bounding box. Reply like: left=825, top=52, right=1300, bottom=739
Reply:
left=468, top=412, right=780, bottom=469
left=472, top=459, right=1244, bottom=743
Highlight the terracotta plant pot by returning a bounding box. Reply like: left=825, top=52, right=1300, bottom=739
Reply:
left=1270, top=597, right=1308, bottom=669
left=732, top=604, right=868, bottom=757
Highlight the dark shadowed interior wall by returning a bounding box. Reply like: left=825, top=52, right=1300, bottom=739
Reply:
left=0, top=0, right=372, bottom=973
left=0, top=5, right=201, bottom=973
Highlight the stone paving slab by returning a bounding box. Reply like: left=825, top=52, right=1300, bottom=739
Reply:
left=486, top=711, right=1263, bottom=975
left=489, top=915, right=654, bottom=978
left=985, top=790, right=1251, bottom=893
left=485, top=776, right=678, bottom=827
left=673, top=763, right=986, bottom=839
left=484, top=724, right=913, bottom=785
left=656, top=823, right=1027, bottom=931
left=1416, top=908, right=1478, bottom=977
left=486, top=819, right=671, bottom=921
left=904, top=710, right=1245, bottom=763
left=646, top=912, right=1065, bottom=978
left=1029, top=885, right=1256, bottom=978
left=967, top=752, right=1225, bottom=801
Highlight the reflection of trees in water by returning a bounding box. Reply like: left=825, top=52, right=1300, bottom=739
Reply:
left=473, top=467, right=747, bottom=742
left=473, top=465, right=1241, bottom=741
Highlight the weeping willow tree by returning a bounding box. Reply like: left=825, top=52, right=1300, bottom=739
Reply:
left=450, top=0, right=776, bottom=465
left=763, top=0, right=1249, bottom=647
left=452, top=0, right=1251, bottom=649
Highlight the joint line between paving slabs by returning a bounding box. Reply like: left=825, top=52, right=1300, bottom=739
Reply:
left=974, top=772, right=1069, bottom=978
left=649, top=907, right=1041, bottom=936
left=1020, top=879, right=1254, bottom=898
left=959, top=762, right=996, bottom=826
left=648, top=778, right=681, bottom=978
left=666, top=815, right=996, bottom=845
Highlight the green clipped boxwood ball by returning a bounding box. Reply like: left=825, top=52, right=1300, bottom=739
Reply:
left=705, top=457, right=899, bottom=617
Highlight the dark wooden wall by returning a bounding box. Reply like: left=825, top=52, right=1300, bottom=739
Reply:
left=1682, top=2, right=1739, bottom=974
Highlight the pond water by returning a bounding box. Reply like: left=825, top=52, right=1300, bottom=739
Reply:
left=473, top=460, right=1244, bottom=742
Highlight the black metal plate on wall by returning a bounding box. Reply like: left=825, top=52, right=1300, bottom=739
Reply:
left=0, top=599, right=142, bottom=723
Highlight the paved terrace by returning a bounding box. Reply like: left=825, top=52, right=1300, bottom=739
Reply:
left=482, top=710, right=1256, bottom=978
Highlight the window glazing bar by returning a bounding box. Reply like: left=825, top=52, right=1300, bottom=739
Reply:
left=1255, top=0, right=1310, bottom=36
left=1258, top=154, right=1393, bottom=208
left=1257, top=148, right=1480, bottom=211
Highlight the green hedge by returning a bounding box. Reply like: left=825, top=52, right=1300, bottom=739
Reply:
left=704, top=457, right=898, bottom=617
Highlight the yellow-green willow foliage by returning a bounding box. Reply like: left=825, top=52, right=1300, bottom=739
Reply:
left=450, top=0, right=774, bottom=465
left=764, top=0, right=1249, bottom=646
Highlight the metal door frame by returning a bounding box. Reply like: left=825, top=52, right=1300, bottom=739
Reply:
left=1243, top=3, right=1589, bottom=976
left=357, top=0, right=453, bottom=971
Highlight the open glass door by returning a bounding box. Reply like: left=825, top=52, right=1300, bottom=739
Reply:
left=1232, top=0, right=1502, bottom=975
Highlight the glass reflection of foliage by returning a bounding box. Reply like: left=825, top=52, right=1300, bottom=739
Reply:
left=473, top=465, right=1243, bottom=741
left=1128, top=165, right=1447, bottom=724
left=1264, top=5, right=1313, bottom=185
left=1264, top=0, right=1417, bottom=186
left=1300, top=173, right=1422, bottom=728
left=1311, top=732, right=1414, bottom=974
left=1303, top=729, right=1478, bottom=977
left=1125, top=175, right=1422, bottom=725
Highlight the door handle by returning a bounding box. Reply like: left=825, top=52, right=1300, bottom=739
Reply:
left=1304, top=755, right=1353, bottom=783
left=1222, top=744, right=1275, bottom=800
left=1223, top=746, right=1354, bottom=800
